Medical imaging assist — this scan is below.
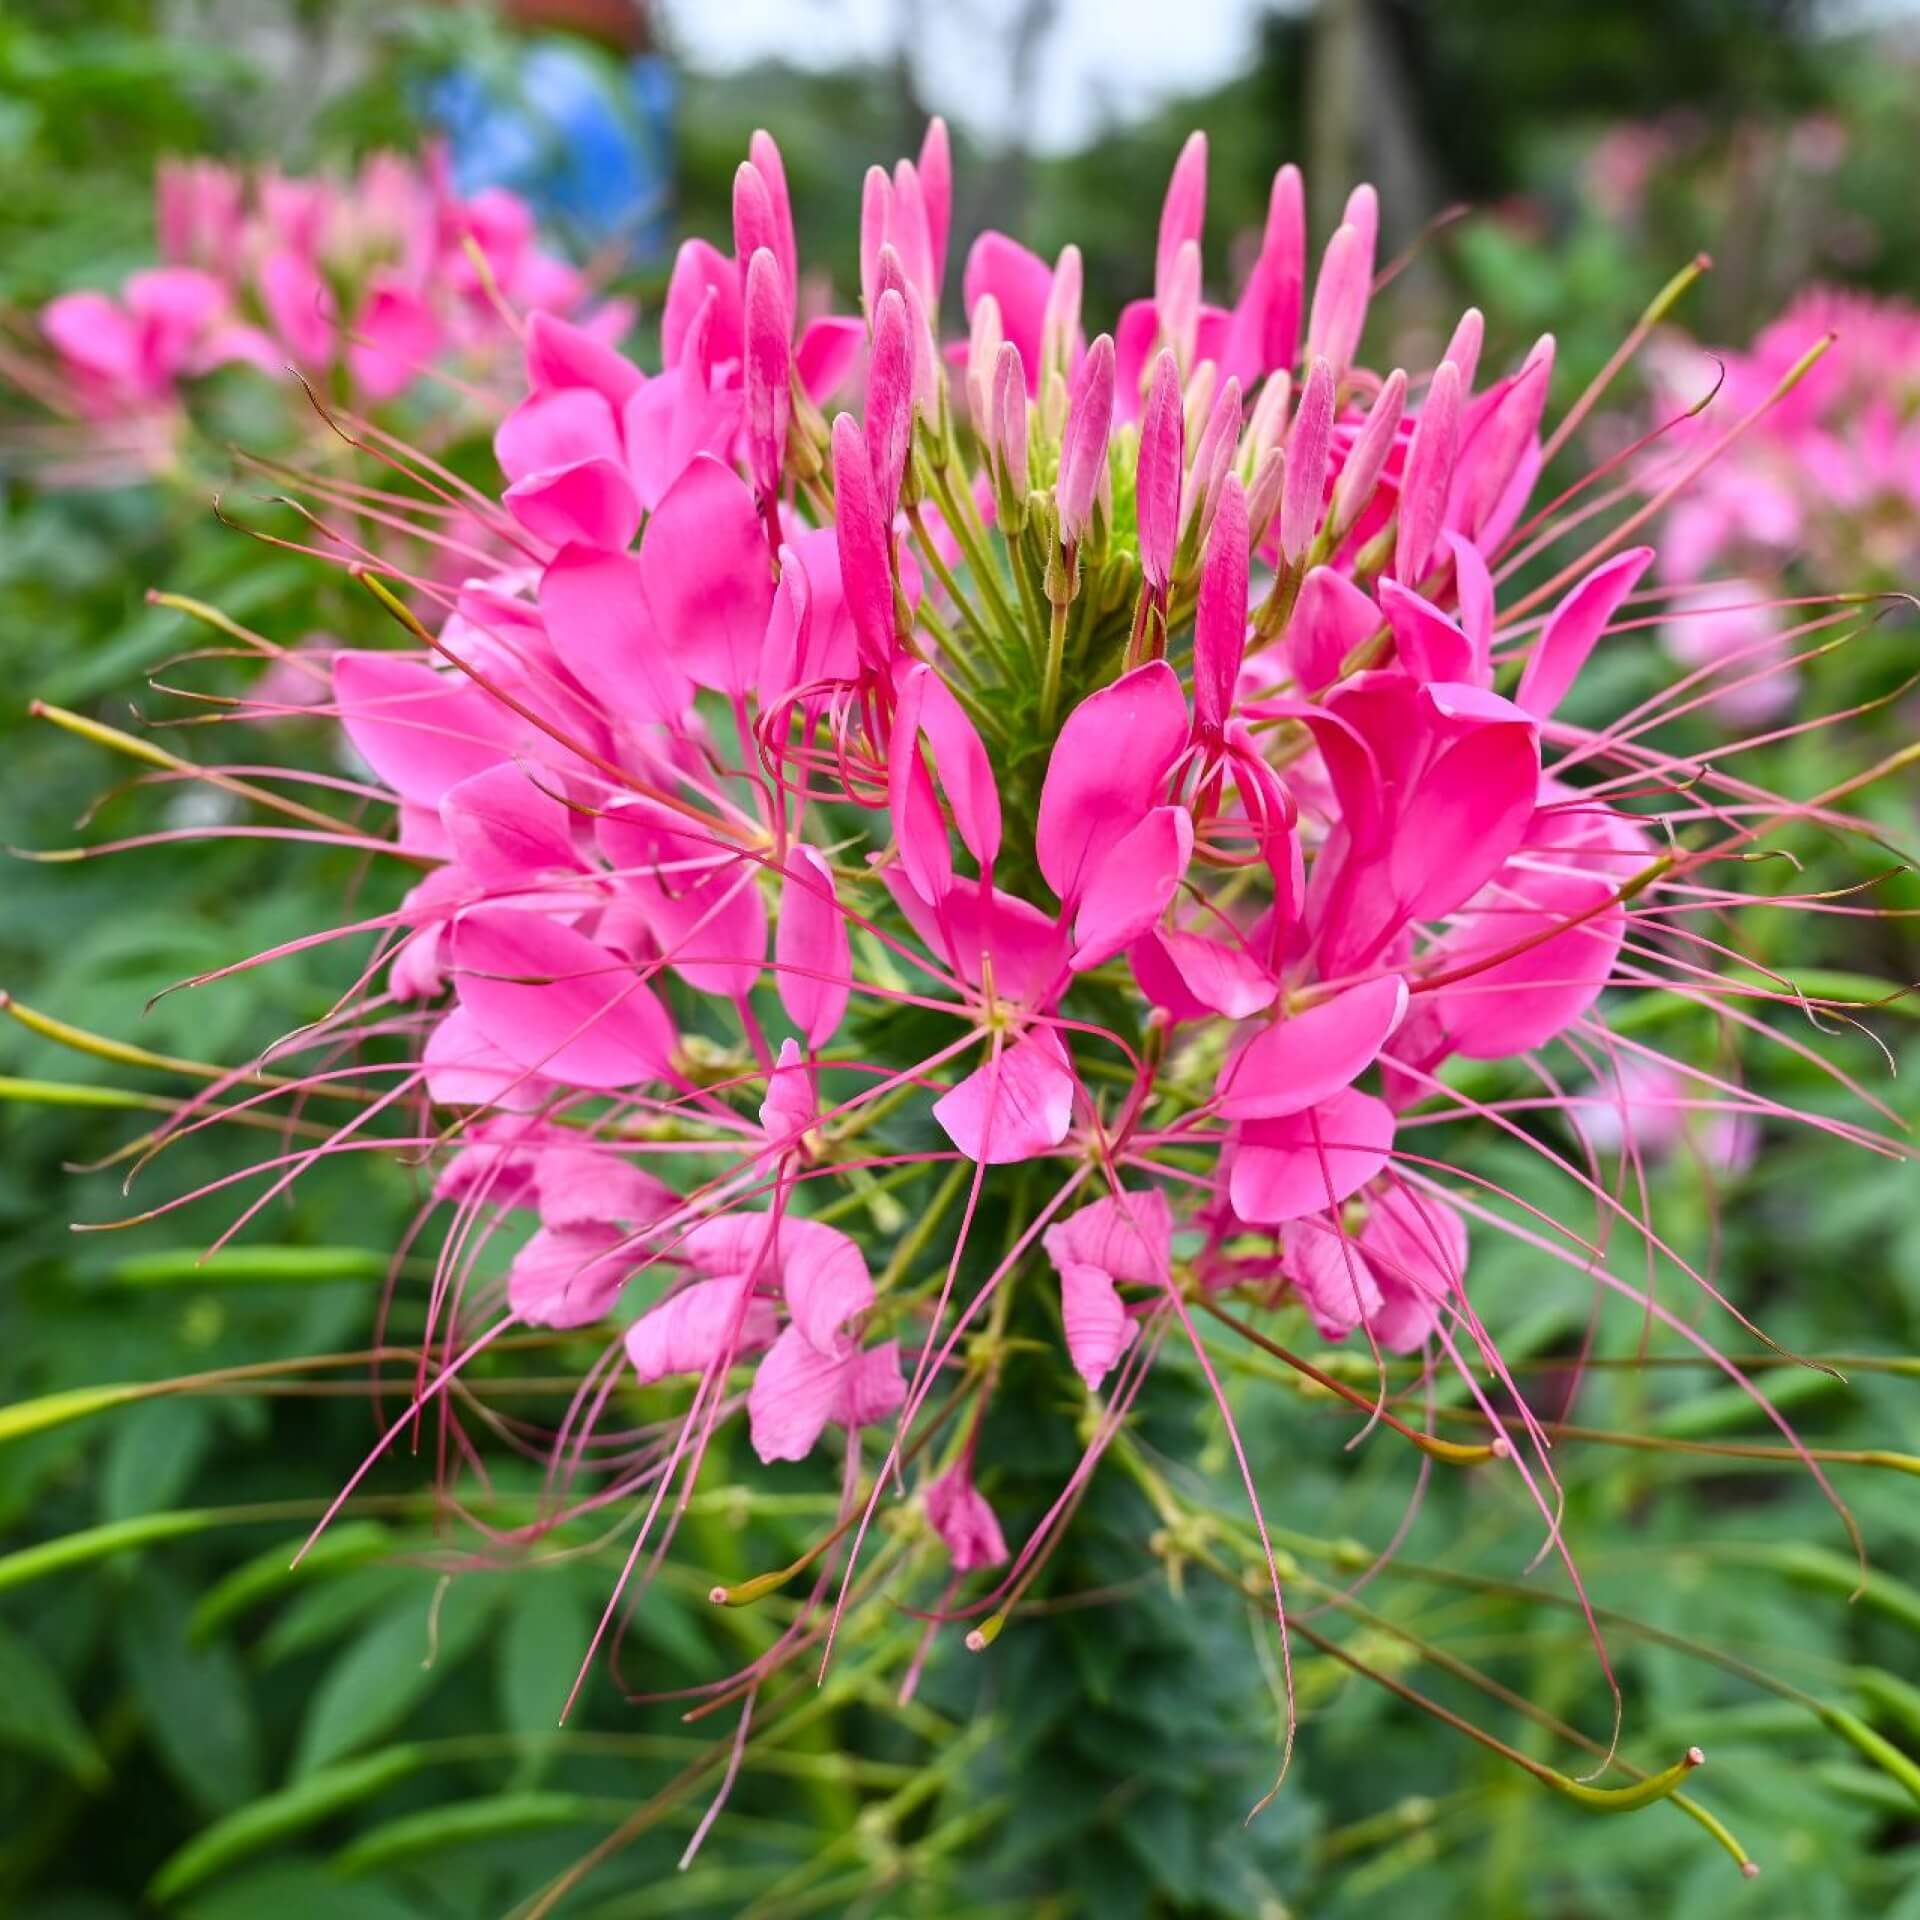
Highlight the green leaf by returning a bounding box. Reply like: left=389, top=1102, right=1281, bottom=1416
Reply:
left=334, top=1791, right=616, bottom=1875
left=190, top=1522, right=394, bottom=1644
left=101, top=1397, right=212, bottom=1523
left=117, top=1571, right=262, bottom=1814
left=0, top=1508, right=220, bottom=1596
left=292, top=1575, right=499, bottom=1776
left=147, top=1745, right=427, bottom=1904
left=495, top=1572, right=593, bottom=1779
left=179, top=1861, right=419, bottom=1920
left=0, top=1619, right=107, bottom=1786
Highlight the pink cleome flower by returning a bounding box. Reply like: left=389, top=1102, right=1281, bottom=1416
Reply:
left=45, top=119, right=1913, bottom=1860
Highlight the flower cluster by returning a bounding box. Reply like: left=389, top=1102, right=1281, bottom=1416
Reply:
left=6, top=147, right=620, bottom=483
left=59, top=119, right=1906, bottom=1846
left=1644, top=287, right=1920, bottom=717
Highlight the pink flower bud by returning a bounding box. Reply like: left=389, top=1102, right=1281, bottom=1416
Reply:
left=1041, top=244, right=1083, bottom=386
left=747, top=130, right=797, bottom=292
left=918, top=117, right=952, bottom=304
left=1135, top=349, right=1184, bottom=591
left=1161, top=238, right=1202, bottom=373
left=1245, top=444, right=1284, bottom=548
left=889, top=158, right=936, bottom=307
left=830, top=412, right=895, bottom=669
left=1182, top=373, right=1242, bottom=545
left=1194, top=471, right=1249, bottom=732
left=1442, top=306, right=1484, bottom=394
left=991, top=341, right=1030, bottom=500
left=1257, top=162, right=1306, bottom=373
left=1155, top=131, right=1208, bottom=307
left=733, top=162, right=787, bottom=324
left=1396, top=359, right=1460, bottom=584
left=1057, top=331, right=1115, bottom=545
left=1328, top=367, right=1406, bottom=541
left=966, top=292, right=1003, bottom=429
left=743, top=248, right=792, bottom=503
left=859, top=166, right=892, bottom=315
left=1342, top=183, right=1379, bottom=273
left=1244, top=368, right=1293, bottom=469
left=866, top=288, right=914, bottom=521
left=1305, top=221, right=1371, bottom=378
left=1281, top=355, right=1335, bottom=565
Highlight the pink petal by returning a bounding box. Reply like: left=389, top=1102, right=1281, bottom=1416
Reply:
left=1043, top=1187, right=1173, bottom=1285
left=881, top=871, right=1069, bottom=1006
left=1284, top=1219, right=1385, bottom=1340
left=758, top=1036, right=817, bottom=1153
left=1070, top=806, right=1193, bottom=971
left=538, top=543, right=691, bottom=726
left=421, top=1006, right=547, bottom=1111
left=1288, top=567, right=1381, bottom=694
left=1151, top=925, right=1277, bottom=1019
left=1430, top=873, right=1626, bottom=1058
left=532, top=1145, right=675, bottom=1229
left=898, top=663, right=1001, bottom=873
left=596, top=803, right=767, bottom=1001
left=1217, top=974, right=1408, bottom=1121
left=496, top=387, right=621, bottom=486
left=258, top=249, right=335, bottom=366
left=796, top=316, right=864, bottom=404
left=627, top=1276, right=775, bottom=1383
left=776, top=845, right=851, bottom=1047
left=440, top=761, right=580, bottom=888
left=925, top=1462, right=1007, bottom=1572
left=637, top=455, right=773, bottom=696
left=887, top=669, right=954, bottom=908
left=504, top=457, right=641, bottom=552
left=451, top=907, right=675, bottom=1089
left=1514, top=546, right=1656, bottom=718
left=660, top=238, right=742, bottom=371
left=866, top=288, right=915, bottom=519
left=1229, top=1087, right=1395, bottom=1225
left=963, top=232, right=1053, bottom=389
left=526, top=309, right=644, bottom=407
left=347, top=274, right=440, bottom=403
left=333, top=651, right=518, bottom=806
left=932, top=1029, right=1075, bottom=1166
left=776, top=1217, right=874, bottom=1353
left=1395, top=360, right=1460, bottom=584
left=1036, top=661, right=1189, bottom=905
left=1379, top=578, right=1475, bottom=684
left=747, top=1328, right=894, bottom=1463
left=1054, top=1261, right=1137, bottom=1390
left=508, top=1223, right=631, bottom=1329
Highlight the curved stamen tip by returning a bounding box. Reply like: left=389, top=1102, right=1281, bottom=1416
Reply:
left=707, top=1584, right=729, bottom=1606
left=1686, top=1745, right=1706, bottom=1768
left=965, top=1612, right=1005, bottom=1653
left=1741, top=1863, right=1762, bottom=1880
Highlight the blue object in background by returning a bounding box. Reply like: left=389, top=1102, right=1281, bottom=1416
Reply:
left=427, top=40, right=675, bottom=263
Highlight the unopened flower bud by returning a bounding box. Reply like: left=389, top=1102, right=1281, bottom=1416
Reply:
left=1280, top=355, right=1335, bottom=566
left=1056, top=331, right=1114, bottom=546
left=1135, top=349, right=1184, bottom=593
left=1327, top=367, right=1406, bottom=546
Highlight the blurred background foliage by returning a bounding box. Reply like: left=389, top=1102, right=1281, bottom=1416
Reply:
left=2, top=3, right=1919, bottom=1917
